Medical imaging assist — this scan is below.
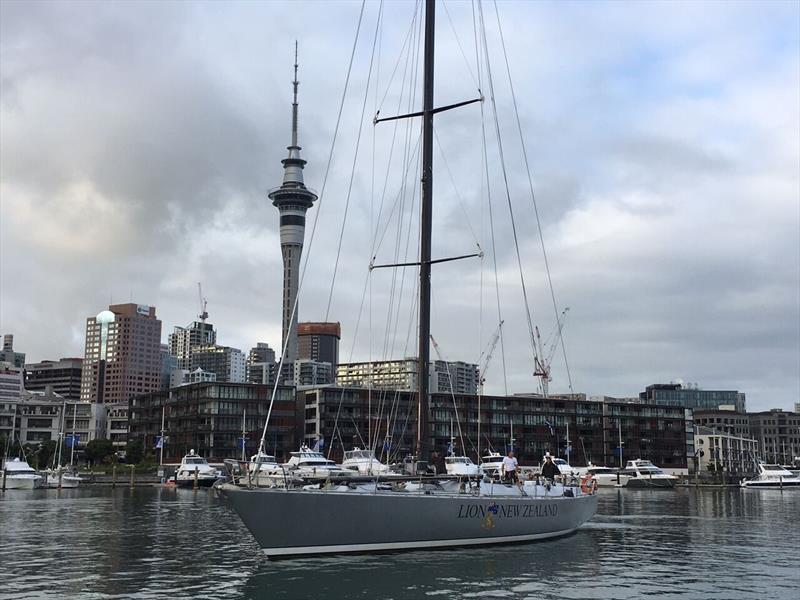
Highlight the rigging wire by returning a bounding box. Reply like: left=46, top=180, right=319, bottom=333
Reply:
left=477, top=0, right=542, bottom=383
left=473, top=0, right=508, bottom=397
left=325, top=0, right=385, bottom=322
left=491, top=0, right=574, bottom=394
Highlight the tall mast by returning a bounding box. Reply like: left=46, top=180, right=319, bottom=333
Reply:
left=416, top=0, right=435, bottom=461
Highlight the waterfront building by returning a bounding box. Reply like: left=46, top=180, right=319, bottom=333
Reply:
left=80, top=303, right=162, bottom=404
left=190, top=345, right=246, bottom=383
left=298, top=322, right=340, bottom=367
left=298, top=388, right=690, bottom=472
left=336, top=358, right=479, bottom=395
left=24, top=358, right=83, bottom=400
left=747, top=409, right=800, bottom=464
left=168, top=321, right=216, bottom=370
left=9, top=389, right=105, bottom=449
left=0, top=335, right=25, bottom=368
left=128, top=382, right=298, bottom=462
left=694, top=407, right=750, bottom=438
left=694, top=425, right=758, bottom=477
left=639, top=383, right=745, bottom=412
left=268, top=51, right=318, bottom=363
left=602, top=396, right=693, bottom=474
left=105, top=402, right=129, bottom=450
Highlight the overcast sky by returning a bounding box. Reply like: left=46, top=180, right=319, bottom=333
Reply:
left=1, top=0, right=798, bottom=411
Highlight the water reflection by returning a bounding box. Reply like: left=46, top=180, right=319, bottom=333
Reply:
left=1, top=487, right=798, bottom=600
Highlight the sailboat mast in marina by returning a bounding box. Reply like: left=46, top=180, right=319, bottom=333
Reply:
left=221, top=0, right=598, bottom=558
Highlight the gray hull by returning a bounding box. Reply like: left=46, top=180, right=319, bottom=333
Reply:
left=222, top=486, right=598, bottom=558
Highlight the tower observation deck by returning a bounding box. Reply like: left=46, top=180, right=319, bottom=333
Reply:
left=268, top=44, right=318, bottom=362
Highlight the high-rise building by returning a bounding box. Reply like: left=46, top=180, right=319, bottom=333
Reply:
left=191, top=345, right=246, bottom=383
left=0, top=363, right=24, bottom=404
left=80, top=303, right=162, bottom=403
left=168, top=321, right=216, bottom=370
left=247, top=343, right=277, bottom=385
left=298, top=322, right=340, bottom=367
left=25, top=357, right=83, bottom=400
left=268, top=49, right=318, bottom=362
left=0, top=334, right=25, bottom=368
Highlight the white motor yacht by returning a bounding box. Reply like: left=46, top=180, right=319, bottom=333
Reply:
left=245, top=452, right=287, bottom=487
left=573, top=464, right=630, bottom=488
left=740, top=463, right=800, bottom=488
left=479, top=451, right=504, bottom=477
left=174, top=450, right=220, bottom=487
left=2, top=458, right=44, bottom=489
left=620, top=459, right=678, bottom=488
left=342, top=448, right=391, bottom=475
left=283, top=445, right=353, bottom=478
left=444, top=455, right=480, bottom=477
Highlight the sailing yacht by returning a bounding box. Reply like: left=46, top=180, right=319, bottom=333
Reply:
left=222, top=0, right=597, bottom=558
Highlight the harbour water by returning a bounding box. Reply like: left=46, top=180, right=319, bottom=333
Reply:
left=1, top=487, right=798, bottom=599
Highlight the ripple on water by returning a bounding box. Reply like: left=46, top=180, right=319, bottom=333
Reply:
left=2, top=487, right=799, bottom=599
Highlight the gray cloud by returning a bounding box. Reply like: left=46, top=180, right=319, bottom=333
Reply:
left=1, top=0, right=797, bottom=411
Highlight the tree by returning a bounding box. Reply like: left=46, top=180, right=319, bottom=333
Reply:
left=84, top=439, right=115, bottom=466
left=125, top=438, right=143, bottom=464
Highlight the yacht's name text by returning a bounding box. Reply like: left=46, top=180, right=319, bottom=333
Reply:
left=456, top=503, right=558, bottom=519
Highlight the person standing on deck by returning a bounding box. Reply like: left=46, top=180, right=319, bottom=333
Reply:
left=541, top=453, right=560, bottom=481
left=501, top=450, right=519, bottom=483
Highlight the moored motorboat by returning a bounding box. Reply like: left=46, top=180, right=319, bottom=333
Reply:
left=573, top=464, right=630, bottom=488
left=445, top=455, right=481, bottom=477
left=342, top=448, right=391, bottom=475
left=740, top=463, right=800, bottom=488
left=2, top=458, right=44, bottom=490
left=174, top=450, right=220, bottom=487
left=620, top=459, right=678, bottom=488
left=284, top=445, right=353, bottom=479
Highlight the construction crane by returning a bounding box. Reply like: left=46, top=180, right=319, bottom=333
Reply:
left=533, top=307, right=569, bottom=397
left=197, top=282, right=208, bottom=325
left=477, top=321, right=503, bottom=396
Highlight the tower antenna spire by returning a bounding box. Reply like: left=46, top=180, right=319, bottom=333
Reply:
left=291, top=40, right=299, bottom=149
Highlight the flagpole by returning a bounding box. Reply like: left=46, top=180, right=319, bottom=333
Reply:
left=69, top=400, right=77, bottom=467
left=241, top=409, right=246, bottom=462
left=159, top=405, right=165, bottom=467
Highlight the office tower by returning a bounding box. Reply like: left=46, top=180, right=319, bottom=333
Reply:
left=80, top=303, right=162, bottom=403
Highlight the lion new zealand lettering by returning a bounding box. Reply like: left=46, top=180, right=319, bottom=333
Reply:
left=457, top=503, right=559, bottom=519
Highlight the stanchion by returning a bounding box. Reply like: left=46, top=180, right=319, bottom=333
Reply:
left=112, top=465, right=117, bottom=488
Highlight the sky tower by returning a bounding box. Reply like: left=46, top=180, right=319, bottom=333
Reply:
left=268, top=43, right=318, bottom=362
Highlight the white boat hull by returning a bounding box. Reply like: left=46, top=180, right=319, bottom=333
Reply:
left=3, top=475, right=44, bottom=490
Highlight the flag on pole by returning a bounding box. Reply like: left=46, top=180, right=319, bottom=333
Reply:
left=237, top=437, right=247, bottom=450
left=544, top=420, right=554, bottom=436
left=312, top=437, right=325, bottom=452
left=446, top=441, right=454, bottom=454
left=66, top=434, right=80, bottom=448
left=383, top=439, right=391, bottom=452
left=154, top=436, right=163, bottom=449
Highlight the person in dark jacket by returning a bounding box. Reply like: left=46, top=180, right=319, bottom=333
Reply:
left=541, top=454, right=560, bottom=480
